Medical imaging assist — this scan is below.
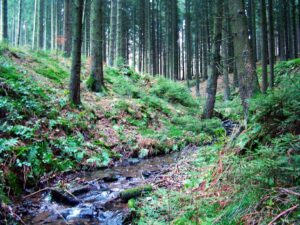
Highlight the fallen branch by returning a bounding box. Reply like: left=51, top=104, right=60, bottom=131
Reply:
left=281, top=188, right=300, bottom=197
left=22, top=187, right=52, bottom=199
left=267, top=205, right=298, bottom=225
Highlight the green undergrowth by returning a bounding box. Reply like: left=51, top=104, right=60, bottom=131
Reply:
left=135, top=60, right=300, bottom=224
left=0, top=46, right=224, bottom=209
left=0, top=60, right=109, bottom=197
left=102, top=65, right=224, bottom=156
left=28, top=50, right=69, bottom=83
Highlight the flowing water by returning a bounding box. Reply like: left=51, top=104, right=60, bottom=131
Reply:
left=18, top=119, right=237, bottom=225
left=19, top=145, right=198, bottom=225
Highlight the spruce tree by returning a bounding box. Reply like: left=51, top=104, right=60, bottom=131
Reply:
left=89, top=0, right=104, bottom=92
left=70, top=0, right=84, bottom=105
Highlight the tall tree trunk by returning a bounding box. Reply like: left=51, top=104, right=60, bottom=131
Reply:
left=268, top=0, right=275, bottom=88
left=63, top=0, right=72, bottom=57
left=248, top=0, right=257, bottom=64
left=203, top=0, right=223, bottom=119
left=70, top=0, right=84, bottom=105
left=283, top=1, right=290, bottom=59
left=84, top=0, right=91, bottom=57
left=43, top=0, right=49, bottom=50
left=1, top=0, right=8, bottom=41
left=298, top=0, right=300, bottom=55
left=229, top=0, right=260, bottom=120
left=50, top=0, right=55, bottom=50
left=223, top=0, right=231, bottom=101
left=116, top=0, right=124, bottom=65
left=32, top=0, right=38, bottom=48
left=108, top=0, right=117, bottom=66
left=291, top=0, right=297, bottom=58
left=278, top=0, right=286, bottom=61
left=12, top=3, right=16, bottom=44
left=194, top=10, right=200, bottom=96
left=202, top=0, right=208, bottom=80
left=54, top=0, right=58, bottom=50
left=38, top=0, right=44, bottom=49
left=185, top=0, right=192, bottom=88
left=89, top=0, right=104, bottom=92
left=260, top=0, right=268, bottom=93
left=16, top=0, right=23, bottom=46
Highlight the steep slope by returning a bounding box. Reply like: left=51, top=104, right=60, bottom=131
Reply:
left=0, top=45, right=225, bottom=209
left=135, top=59, right=300, bottom=225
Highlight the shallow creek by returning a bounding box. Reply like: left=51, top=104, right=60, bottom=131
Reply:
left=18, top=119, right=237, bottom=225
left=19, top=145, right=198, bottom=225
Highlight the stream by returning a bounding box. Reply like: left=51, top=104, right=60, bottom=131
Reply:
left=17, top=145, right=198, bottom=225
left=17, top=119, right=237, bottom=225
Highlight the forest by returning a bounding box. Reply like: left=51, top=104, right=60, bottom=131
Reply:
left=0, top=0, right=299, bottom=224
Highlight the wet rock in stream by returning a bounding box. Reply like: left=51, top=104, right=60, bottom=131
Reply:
left=51, top=189, right=81, bottom=207
left=71, top=185, right=92, bottom=196
left=103, top=175, right=120, bottom=182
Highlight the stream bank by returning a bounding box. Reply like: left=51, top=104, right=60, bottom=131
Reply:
left=17, top=145, right=199, bottom=225
left=15, top=118, right=237, bottom=225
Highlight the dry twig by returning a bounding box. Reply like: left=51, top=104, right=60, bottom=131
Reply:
left=281, top=188, right=300, bottom=197
left=267, top=204, right=298, bottom=225
left=22, top=187, right=52, bottom=199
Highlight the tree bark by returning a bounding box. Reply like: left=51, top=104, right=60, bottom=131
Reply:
left=291, top=0, right=297, bottom=58
left=248, top=0, right=257, bottom=64
left=38, top=0, right=44, bottom=49
left=16, top=0, right=23, bottom=46
left=1, top=0, right=8, bottom=41
left=108, top=0, right=117, bottom=66
left=89, top=0, right=104, bottom=92
left=229, top=0, right=260, bottom=120
left=50, top=0, right=55, bottom=50
left=260, top=0, right=268, bottom=93
left=203, top=0, right=223, bottom=119
left=278, top=0, right=286, bottom=61
left=116, top=0, right=125, bottom=65
left=268, top=0, right=275, bottom=88
left=223, top=0, right=231, bottom=101
left=70, top=0, right=84, bottom=105
left=63, top=0, right=72, bottom=57
left=185, top=0, right=192, bottom=88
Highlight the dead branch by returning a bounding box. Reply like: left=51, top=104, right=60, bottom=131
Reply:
left=267, top=204, right=298, bottom=225
left=22, top=187, right=52, bottom=199
left=281, top=188, right=300, bottom=197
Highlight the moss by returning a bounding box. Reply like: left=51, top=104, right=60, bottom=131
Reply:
left=120, top=185, right=153, bottom=202
left=0, top=65, right=22, bottom=80
left=34, top=65, right=68, bottom=83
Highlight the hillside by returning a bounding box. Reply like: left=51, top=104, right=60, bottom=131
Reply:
left=1, top=45, right=300, bottom=224
left=0, top=45, right=224, bottom=204
left=135, top=59, right=300, bottom=224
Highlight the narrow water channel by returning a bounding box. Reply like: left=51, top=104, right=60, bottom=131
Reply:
left=19, top=145, right=198, bottom=225
left=18, top=119, right=236, bottom=225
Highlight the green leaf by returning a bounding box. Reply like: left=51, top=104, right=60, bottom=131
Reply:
left=0, top=138, right=18, bottom=153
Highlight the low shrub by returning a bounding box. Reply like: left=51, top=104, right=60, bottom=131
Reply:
left=150, top=78, right=198, bottom=107
left=250, top=75, right=300, bottom=136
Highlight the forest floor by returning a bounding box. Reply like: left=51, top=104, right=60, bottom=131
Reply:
left=0, top=44, right=300, bottom=224
left=180, top=74, right=236, bottom=98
